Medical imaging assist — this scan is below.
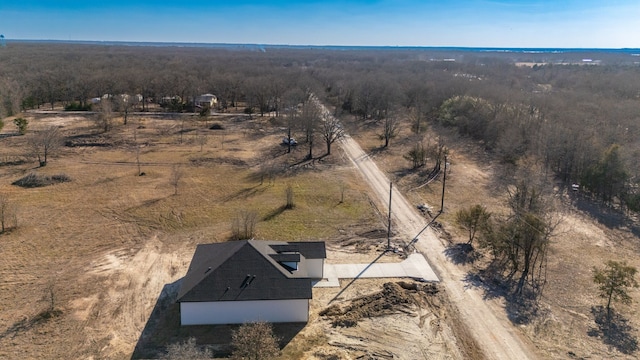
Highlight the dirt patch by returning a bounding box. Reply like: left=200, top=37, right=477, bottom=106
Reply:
left=320, top=281, right=438, bottom=327
left=311, top=277, right=474, bottom=360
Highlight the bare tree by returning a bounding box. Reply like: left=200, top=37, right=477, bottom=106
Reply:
left=195, top=132, right=208, bottom=152
left=257, top=159, right=278, bottom=186
left=246, top=77, right=273, bottom=117
left=160, top=337, right=211, bottom=360
left=231, top=210, right=258, bottom=240
left=96, top=98, right=114, bottom=132
left=426, top=139, right=448, bottom=175
left=115, top=94, right=138, bottom=125
left=28, top=126, right=62, bottom=167
left=170, top=165, right=184, bottom=195
left=285, top=184, right=294, bottom=209
left=282, top=92, right=302, bottom=154
left=320, top=113, right=343, bottom=155
left=135, top=144, right=143, bottom=176
left=339, top=182, right=346, bottom=204
left=0, top=194, right=17, bottom=233
left=379, top=112, right=400, bottom=148
left=301, top=101, right=321, bottom=159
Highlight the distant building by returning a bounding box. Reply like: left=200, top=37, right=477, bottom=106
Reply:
left=194, top=93, right=218, bottom=108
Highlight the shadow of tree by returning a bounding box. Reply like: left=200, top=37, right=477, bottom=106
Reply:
left=0, top=308, right=63, bottom=340
left=444, top=243, right=481, bottom=265
left=263, top=205, right=288, bottom=221
left=463, top=268, right=543, bottom=325
left=588, top=305, right=638, bottom=355
left=222, top=185, right=268, bottom=202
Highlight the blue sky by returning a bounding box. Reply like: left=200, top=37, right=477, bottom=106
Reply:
left=1, top=1, right=639, bottom=48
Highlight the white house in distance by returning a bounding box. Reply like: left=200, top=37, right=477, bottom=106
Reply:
left=194, top=93, right=218, bottom=108
left=176, top=240, right=326, bottom=325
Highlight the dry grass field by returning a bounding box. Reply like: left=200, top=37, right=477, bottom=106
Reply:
left=0, top=111, right=389, bottom=359
left=1, top=107, right=639, bottom=359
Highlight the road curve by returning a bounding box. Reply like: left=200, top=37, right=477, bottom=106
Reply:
left=322, top=105, right=536, bottom=359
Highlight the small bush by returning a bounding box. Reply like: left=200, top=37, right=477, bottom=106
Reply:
left=231, top=210, right=257, bottom=240
left=159, top=337, right=212, bottom=360
left=13, top=118, right=28, bottom=135
left=231, top=322, right=280, bottom=360
left=12, top=173, right=71, bottom=188
left=64, top=102, right=92, bottom=111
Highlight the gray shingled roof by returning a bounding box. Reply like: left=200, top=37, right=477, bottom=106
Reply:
left=177, top=240, right=325, bottom=303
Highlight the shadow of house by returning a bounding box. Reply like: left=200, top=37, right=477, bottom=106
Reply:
left=131, top=277, right=308, bottom=359
left=131, top=279, right=183, bottom=359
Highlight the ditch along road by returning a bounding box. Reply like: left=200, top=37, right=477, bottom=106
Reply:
left=317, top=104, right=536, bottom=359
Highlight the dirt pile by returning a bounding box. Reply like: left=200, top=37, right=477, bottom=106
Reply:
left=320, top=281, right=439, bottom=327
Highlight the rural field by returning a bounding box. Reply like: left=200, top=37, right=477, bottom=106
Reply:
left=0, top=101, right=638, bottom=359
left=0, top=43, right=639, bottom=360
left=0, top=110, right=476, bottom=359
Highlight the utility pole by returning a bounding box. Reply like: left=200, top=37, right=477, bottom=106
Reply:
left=387, top=181, right=392, bottom=250
left=441, top=155, right=447, bottom=212
left=405, top=157, right=449, bottom=252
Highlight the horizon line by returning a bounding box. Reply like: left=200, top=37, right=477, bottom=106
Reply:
left=5, top=39, right=640, bottom=51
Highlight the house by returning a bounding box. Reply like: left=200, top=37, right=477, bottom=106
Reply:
left=176, top=239, right=326, bottom=325
left=194, top=93, right=218, bottom=108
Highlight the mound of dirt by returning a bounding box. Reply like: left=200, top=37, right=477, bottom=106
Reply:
left=320, top=282, right=439, bottom=327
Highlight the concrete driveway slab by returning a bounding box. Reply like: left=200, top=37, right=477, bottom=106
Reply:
left=314, top=253, right=438, bottom=288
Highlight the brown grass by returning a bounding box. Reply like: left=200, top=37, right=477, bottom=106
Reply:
left=0, top=112, right=382, bottom=359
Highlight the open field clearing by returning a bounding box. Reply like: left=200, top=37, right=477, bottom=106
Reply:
left=0, top=100, right=639, bottom=359
left=0, top=112, right=472, bottom=359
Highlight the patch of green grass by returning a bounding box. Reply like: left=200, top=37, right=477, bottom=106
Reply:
left=116, top=165, right=377, bottom=241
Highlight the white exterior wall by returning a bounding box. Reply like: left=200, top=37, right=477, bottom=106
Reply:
left=180, top=299, right=309, bottom=325
left=306, top=259, right=324, bottom=279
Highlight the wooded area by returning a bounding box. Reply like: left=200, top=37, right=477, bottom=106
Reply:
left=1, top=42, right=639, bottom=359
left=1, top=43, right=638, bottom=211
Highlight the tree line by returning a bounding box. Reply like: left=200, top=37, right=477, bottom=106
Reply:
left=1, top=42, right=640, bottom=209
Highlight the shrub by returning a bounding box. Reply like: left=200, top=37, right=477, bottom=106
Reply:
left=12, top=173, right=71, bottom=188
left=231, top=322, right=280, bottom=360
left=159, top=337, right=211, bottom=360
left=231, top=210, right=257, bottom=240
left=404, top=142, right=427, bottom=169
left=64, top=102, right=92, bottom=111
left=13, top=117, right=28, bottom=135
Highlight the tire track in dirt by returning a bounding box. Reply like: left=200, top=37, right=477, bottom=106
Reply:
left=75, top=235, right=190, bottom=358
left=316, top=99, right=536, bottom=360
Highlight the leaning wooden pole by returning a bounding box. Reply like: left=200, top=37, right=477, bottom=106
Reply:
left=387, top=181, right=393, bottom=250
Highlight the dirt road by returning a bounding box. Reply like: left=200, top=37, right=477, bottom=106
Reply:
left=322, top=106, right=536, bottom=359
